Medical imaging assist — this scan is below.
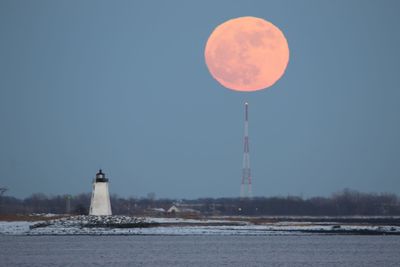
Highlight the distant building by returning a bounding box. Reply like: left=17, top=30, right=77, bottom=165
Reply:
left=167, top=205, right=180, bottom=213
left=89, top=169, right=112, bottom=216
left=167, top=205, right=200, bottom=215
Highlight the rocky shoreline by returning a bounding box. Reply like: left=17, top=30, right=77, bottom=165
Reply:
left=1, top=215, right=400, bottom=236
left=30, top=215, right=156, bottom=230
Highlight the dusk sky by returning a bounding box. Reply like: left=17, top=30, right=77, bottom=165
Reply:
left=1, top=0, right=400, bottom=198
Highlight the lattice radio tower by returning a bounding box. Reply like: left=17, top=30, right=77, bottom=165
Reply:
left=240, top=102, right=252, bottom=198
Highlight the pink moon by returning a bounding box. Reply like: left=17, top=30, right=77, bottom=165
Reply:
left=205, top=16, right=290, bottom=92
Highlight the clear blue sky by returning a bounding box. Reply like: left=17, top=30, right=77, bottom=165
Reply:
left=1, top=0, right=399, bottom=198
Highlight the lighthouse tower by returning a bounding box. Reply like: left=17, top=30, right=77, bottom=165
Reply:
left=89, top=169, right=112, bottom=215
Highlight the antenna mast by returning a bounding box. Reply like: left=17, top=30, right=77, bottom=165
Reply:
left=240, top=102, right=252, bottom=198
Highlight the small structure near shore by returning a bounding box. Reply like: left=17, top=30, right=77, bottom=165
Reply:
left=167, top=205, right=180, bottom=213
left=89, top=169, right=112, bottom=216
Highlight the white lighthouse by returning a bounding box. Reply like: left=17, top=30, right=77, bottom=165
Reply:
left=89, top=169, right=112, bottom=216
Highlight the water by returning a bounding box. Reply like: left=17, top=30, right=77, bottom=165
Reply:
left=1, top=235, right=399, bottom=266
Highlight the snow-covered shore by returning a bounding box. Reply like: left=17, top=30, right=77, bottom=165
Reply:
left=1, top=215, right=400, bottom=236
left=0, top=221, right=34, bottom=235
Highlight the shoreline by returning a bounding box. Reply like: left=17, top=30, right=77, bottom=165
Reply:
left=1, top=215, right=400, bottom=236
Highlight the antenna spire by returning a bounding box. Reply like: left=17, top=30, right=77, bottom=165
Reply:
left=241, top=102, right=252, bottom=198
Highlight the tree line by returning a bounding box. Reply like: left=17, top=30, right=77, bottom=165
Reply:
left=0, top=189, right=399, bottom=216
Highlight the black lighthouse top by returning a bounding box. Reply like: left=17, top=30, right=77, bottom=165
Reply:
left=95, top=169, right=109, bottom=183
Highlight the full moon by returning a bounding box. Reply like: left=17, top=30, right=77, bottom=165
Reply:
left=205, top=16, right=289, bottom=92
